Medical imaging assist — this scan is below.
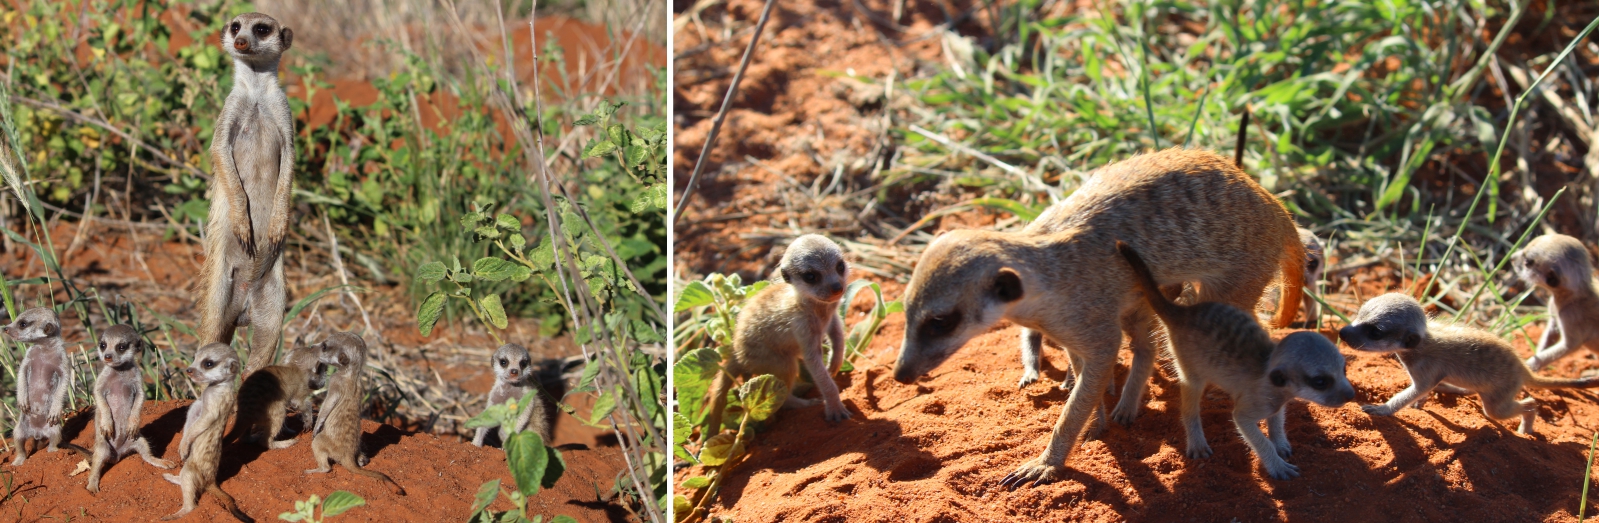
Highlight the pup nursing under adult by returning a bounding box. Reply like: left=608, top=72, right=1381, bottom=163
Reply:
left=893, top=149, right=1306, bottom=487
left=6, top=307, right=93, bottom=466
left=228, top=336, right=327, bottom=449
left=196, top=11, right=297, bottom=375
left=1512, top=234, right=1599, bottom=371
left=86, top=325, right=175, bottom=493
left=473, top=343, right=551, bottom=446
left=701, top=234, right=852, bottom=442
left=1341, top=293, right=1599, bottom=434
left=163, top=343, right=251, bottom=522
left=307, top=332, right=405, bottom=495
left=1119, top=242, right=1352, bottom=480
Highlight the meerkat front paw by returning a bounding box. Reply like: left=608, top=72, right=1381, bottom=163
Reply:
left=998, top=458, right=1063, bottom=490
left=1263, top=458, right=1301, bottom=480
left=1361, top=404, right=1397, bottom=416
left=1185, top=441, right=1213, bottom=459
left=1109, top=403, right=1140, bottom=426
left=1273, top=440, right=1292, bottom=458
left=823, top=402, right=852, bottom=422
left=1017, top=369, right=1040, bottom=389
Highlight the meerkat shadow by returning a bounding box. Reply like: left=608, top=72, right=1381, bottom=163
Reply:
left=217, top=430, right=270, bottom=483
left=563, top=499, right=631, bottom=521
left=59, top=407, right=95, bottom=445
left=537, top=357, right=571, bottom=444
left=360, top=423, right=407, bottom=460
left=142, top=405, right=193, bottom=457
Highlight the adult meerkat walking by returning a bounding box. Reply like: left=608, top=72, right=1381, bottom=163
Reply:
left=227, top=336, right=326, bottom=449
left=1511, top=234, right=1599, bottom=371
left=472, top=343, right=551, bottom=446
left=1340, top=293, right=1599, bottom=435
left=700, top=234, right=852, bottom=442
left=6, top=307, right=92, bottom=466
left=163, top=343, right=251, bottom=522
left=306, top=332, right=405, bottom=495
left=893, top=149, right=1305, bottom=488
left=85, top=325, right=175, bottom=493
left=1119, top=242, right=1353, bottom=480
left=196, top=12, right=296, bottom=375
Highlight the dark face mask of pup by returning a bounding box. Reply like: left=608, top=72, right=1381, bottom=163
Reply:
left=1269, top=332, right=1356, bottom=407
left=894, top=231, right=1026, bottom=384
left=1337, top=294, right=1427, bottom=353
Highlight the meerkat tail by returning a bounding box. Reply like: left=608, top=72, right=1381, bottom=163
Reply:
left=60, top=442, right=93, bottom=459
left=207, top=485, right=254, bottom=523
left=1272, top=231, right=1307, bottom=329
left=349, top=467, right=406, bottom=495
left=1233, top=108, right=1250, bottom=167
left=1524, top=373, right=1599, bottom=389
left=1115, top=241, right=1180, bottom=319
left=700, top=371, right=734, bottom=443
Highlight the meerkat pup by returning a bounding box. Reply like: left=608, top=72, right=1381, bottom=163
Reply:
left=893, top=149, right=1306, bottom=488
left=85, top=325, right=174, bottom=493
left=163, top=343, right=250, bottom=522
left=196, top=12, right=297, bottom=375
left=6, top=307, right=92, bottom=466
left=701, top=234, right=852, bottom=442
left=1340, top=293, right=1599, bottom=435
left=1298, top=227, right=1325, bottom=324
left=1119, top=242, right=1352, bottom=480
left=473, top=343, right=551, bottom=446
left=306, top=332, right=405, bottom=495
left=1512, top=234, right=1599, bottom=371
left=227, top=336, right=327, bottom=449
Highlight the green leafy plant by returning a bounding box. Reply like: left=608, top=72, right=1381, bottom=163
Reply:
left=463, top=392, right=572, bottom=523
left=672, top=376, right=787, bottom=523
left=278, top=491, right=366, bottom=522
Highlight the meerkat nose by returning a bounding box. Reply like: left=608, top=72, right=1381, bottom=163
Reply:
left=234, top=38, right=249, bottom=51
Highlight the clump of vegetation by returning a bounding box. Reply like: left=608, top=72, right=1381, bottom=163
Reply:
left=278, top=491, right=366, bottom=523
left=464, top=392, right=577, bottom=523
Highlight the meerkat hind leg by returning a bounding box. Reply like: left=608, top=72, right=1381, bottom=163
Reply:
left=1178, top=380, right=1210, bottom=458
left=134, top=438, right=174, bottom=468
left=1018, top=328, right=1043, bottom=388
left=1109, top=307, right=1160, bottom=425
left=1268, top=405, right=1291, bottom=458
left=245, top=261, right=287, bottom=373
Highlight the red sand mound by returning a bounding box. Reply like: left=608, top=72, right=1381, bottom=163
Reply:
left=5, top=401, right=626, bottom=522
left=691, top=314, right=1599, bottom=522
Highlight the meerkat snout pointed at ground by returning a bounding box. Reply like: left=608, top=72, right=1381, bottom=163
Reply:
left=306, top=332, right=405, bottom=495
left=473, top=343, right=552, bottom=446
left=163, top=343, right=251, bottom=522
left=700, top=234, right=852, bottom=443
left=86, top=325, right=175, bottom=493
left=228, top=336, right=327, bottom=450
left=892, top=149, right=1306, bottom=488
left=196, top=11, right=297, bottom=375
left=6, top=307, right=93, bottom=466
left=1119, top=241, right=1351, bottom=480
left=1511, top=234, right=1599, bottom=371
left=1340, top=293, right=1599, bottom=435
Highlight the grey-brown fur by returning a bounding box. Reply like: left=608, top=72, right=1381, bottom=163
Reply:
left=306, top=332, right=405, bottom=495
left=1119, top=242, right=1352, bottom=480
left=196, top=12, right=296, bottom=375
left=701, top=234, right=851, bottom=443
left=892, top=149, right=1306, bottom=488
left=86, top=325, right=174, bottom=493
left=473, top=343, right=551, bottom=446
left=1512, top=234, right=1599, bottom=371
left=162, top=343, right=250, bottom=522
left=1298, top=227, right=1325, bottom=324
left=228, top=336, right=327, bottom=449
left=1340, top=293, right=1599, bottom=435
left=6, top=307, right=90, bottom=466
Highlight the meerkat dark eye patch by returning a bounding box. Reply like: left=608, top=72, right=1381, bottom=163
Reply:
left=117, top=343, right=127, bottom=353
left=802, top=271, right=819, bottom=284
left=1402, top=332, right=1421, bottom=349
left=253, top=23, right=271, bottom=36
left=1306, top=259, right=1319, bottom=273
left=1364, top=324, right=1385, bottom=339
left=1269, top=369, right=1288, bottom=387
left=203, top=360, right=215, bottom=369
left=1308, top=376, right=1331, bottom=390
left=836, top=260, right=846, bottom=275
left=921, top=311, right=962, bottom=339
left=17, top=320, right=27, bottom=328
left=230, top=21, right=241, bottom=34
left=499, top=358, right=508, bottom=367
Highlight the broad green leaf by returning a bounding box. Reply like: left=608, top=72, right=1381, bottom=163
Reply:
left=738, top=374, right=787, bottom=422
left=475, top=225, right=503, bottom=239
left=496, top=213, right=520, bottom=231
left=698, top=433, right=743, bottom=466
left=577, top=358, right=602, bottom=392
left=471, top=479, right=501, bottom=514
left=588, top=387, right=618, bottom=427
left=582, top=139, right=618, bottom=159
left=505, top=432, right=550, bottom=497
left=541, top=445, right=565, bottom=489
left=673, top=281, right=715, bottom=312
left=551, top=517, right=578, bottom=523
left=278, top=512, right=307, bottom=522
left=465, top=402, right=515, bottom=429
left=681, top=476, right=710, bottom=489
left=480, top=294, right=508, bottom=329
left=671, top=348, right=721, bottom=424
left=671, top=496, right=691, bottom=520
left=320, top=491, right=366, bottom=517
left=460, top=211, right=485, bottom=228
left=417, top=291, right=448, bottom=337
left=473, top=257, right=522, bottom=281
left=416, top=261, right=447, bottom=282
left=509, top=234, right=527, bottom=251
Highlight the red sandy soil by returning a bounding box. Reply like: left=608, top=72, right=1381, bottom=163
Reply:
left=4, top=400, right=626, bottom=523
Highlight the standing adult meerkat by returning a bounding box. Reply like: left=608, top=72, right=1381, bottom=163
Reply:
left=196, top=12, right=296, bottom=375
left=227, top=336, right=327, bottom=449
left=700, top=234, right=852, bottom=443
left=473, top=343, right=551, bottom=446
left=6, top=307, right=92, bottom=466
left=1339, top=293, right=1599, bottom=435
left=306, top=332, right=405, bottom=495
left=163, top=343, right=251, bottom=522
left=85, top=325, right=175, bottom=493
left=1511, top=234, right=1599, bottom=371
left=893, top=149, right=1306, bottom=488
left=1119, top=241, right=1353, bottom=480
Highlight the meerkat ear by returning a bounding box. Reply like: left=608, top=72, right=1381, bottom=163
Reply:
left=280, top=27, right=293, bottom=50
left=1547, top=270, right=1561, bottom=288
left=43, top=322, right=58, bottom=337
left=229, top=360, right=240, bottom=375
left=993, top=268, right=1023, bottom=303
left=1402, top=332, right=1421, bottom=349
left=1269, top=369, right=1288, bottom=387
